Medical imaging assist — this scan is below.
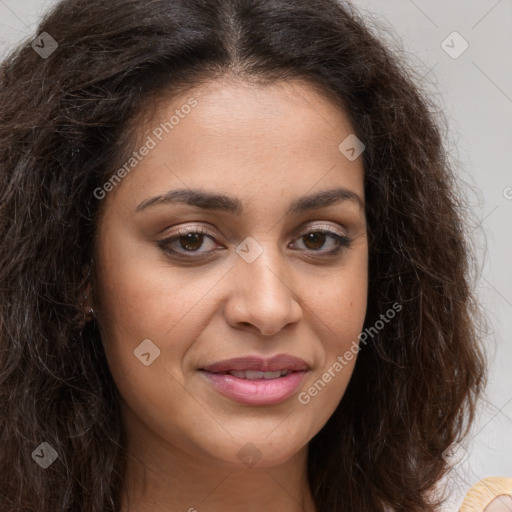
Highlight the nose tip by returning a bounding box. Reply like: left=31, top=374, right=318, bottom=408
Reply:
left=224, top=250, right=303, bottom=336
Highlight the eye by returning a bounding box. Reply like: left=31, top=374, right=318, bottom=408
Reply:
left=157, top=224, right=352, bottom=259
left=158, top=226, right=220, bottom=257
left=290, top=226, right=351, bottom=255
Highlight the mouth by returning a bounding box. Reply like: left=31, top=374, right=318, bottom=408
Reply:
left=199, top=354, right=310, bottom=405
left=200, top=354, right=310, bottom=374
left=206, top=369, right=297, bottom=380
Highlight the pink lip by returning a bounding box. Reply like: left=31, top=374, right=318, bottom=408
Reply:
left=200, top=370, right=308, bottom=405
left=201, top=354, right=309, bottom=373
left=200, top=354, right=310, bottom=405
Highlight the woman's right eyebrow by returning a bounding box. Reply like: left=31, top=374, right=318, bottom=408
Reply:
left=134, top=186, right=364, bottom=215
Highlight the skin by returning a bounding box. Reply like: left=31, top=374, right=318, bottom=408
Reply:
left=91, top=77, right=368, bottom=512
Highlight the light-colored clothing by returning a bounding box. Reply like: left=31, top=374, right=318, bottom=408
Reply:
left=459, top=477, right=512, bottom=511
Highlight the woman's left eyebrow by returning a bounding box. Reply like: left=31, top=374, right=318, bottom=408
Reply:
left=135, top=186, right=364, bottom=215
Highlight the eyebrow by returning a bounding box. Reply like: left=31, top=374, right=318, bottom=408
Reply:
left=135, top=186, right=364, bottom=215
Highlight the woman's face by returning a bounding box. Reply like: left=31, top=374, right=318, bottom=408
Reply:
left=93, top=78, right=368, bottom=468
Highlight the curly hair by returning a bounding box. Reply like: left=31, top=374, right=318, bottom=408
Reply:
left=0, top=0, right=486, bottom=510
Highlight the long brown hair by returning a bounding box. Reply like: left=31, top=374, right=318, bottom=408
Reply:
left=0, top=0, right=486, bottom=510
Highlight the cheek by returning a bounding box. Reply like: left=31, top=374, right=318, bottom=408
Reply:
left=307, top=254, right=368, bottom=348
left=96, top=215, right=220, bottom=332
left=93, top=244, right=225, bottom=448
left=297, top=255, right=367, bottom=417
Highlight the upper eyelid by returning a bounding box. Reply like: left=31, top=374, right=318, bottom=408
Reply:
left=157, top=224, right=352, bottom=262
left=166, top=222, right=347, bottom=243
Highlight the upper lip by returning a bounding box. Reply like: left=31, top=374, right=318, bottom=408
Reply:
left=201, top=354, right=310, bottom=373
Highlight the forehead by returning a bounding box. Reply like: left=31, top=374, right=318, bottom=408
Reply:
left=100, top=77, right=364, bottom=216
left=162, top=77, right=356, bottom=153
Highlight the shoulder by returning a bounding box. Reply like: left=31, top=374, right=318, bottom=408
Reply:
left=381, top=478, right=512, bottom=512
left=459, top=477, right=512, bottom=511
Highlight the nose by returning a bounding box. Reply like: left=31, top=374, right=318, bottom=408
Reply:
left=224, top=245, right=303, bottom=336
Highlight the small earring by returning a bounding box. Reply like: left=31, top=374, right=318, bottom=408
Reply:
left=83, top=292, right=94, bottom=319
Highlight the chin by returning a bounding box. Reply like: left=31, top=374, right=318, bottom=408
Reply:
left=202, top=433, right=309, bottom=470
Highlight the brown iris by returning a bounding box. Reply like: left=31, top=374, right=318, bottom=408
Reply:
left=303, top=232, right=326, bottom=250
left=179, top=233, right=204, bottom=251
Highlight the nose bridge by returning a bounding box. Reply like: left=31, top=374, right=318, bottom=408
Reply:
left=238, top=236, right=291, bottom=302
left=227, top=235, right=302, bottom=335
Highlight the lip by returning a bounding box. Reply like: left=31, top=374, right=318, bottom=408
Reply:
left=201, top=354, right=310, bottom=373
left=199, top=354, right=310, bottom=406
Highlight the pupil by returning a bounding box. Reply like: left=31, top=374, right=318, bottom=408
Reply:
left=180, top=233, right=203, bottom=251
left=305, top=232, right=325, bottom=250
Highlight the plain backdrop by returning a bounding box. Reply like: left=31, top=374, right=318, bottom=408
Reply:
left=1, top=0, right=511, bottom=510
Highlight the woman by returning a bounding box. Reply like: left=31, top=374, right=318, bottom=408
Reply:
left=0, top=0, right=487, bottom=510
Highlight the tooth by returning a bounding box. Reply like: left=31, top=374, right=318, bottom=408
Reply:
left=226, top=370, right=290, bottom=379
left=245, top=370, right=264, bottom=379
left=262, top=371, right=282, bottom=379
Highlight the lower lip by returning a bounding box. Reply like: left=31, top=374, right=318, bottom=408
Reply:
left=200, top=370, right=308, bottom=405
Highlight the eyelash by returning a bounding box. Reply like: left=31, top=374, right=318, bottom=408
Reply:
left=157, top=225, right=352, bottom=259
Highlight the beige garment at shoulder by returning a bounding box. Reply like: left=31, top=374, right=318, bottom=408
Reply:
left=459, top=477, right=512, bottom=512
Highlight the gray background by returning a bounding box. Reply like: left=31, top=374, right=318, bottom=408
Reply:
left=1, top=0, right=511, bottom=509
